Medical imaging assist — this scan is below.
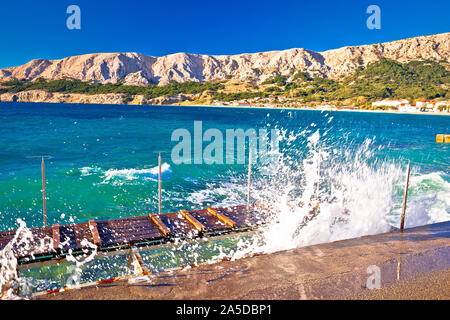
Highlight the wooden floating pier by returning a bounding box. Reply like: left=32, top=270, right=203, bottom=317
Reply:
left=0, top=204, right=272, bottom=267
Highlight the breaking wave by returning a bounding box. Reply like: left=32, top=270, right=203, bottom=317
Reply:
left=101, top=163, right=171, bottom=185
left=71, top=163, right=172, bottom=185
left=187, top=126, right=449, bottom=256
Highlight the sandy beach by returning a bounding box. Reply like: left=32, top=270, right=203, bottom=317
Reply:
left=174, top=103, right=450, bottom=116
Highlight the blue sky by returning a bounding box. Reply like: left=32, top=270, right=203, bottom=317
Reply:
left=0, top=0, right=448, bottom=68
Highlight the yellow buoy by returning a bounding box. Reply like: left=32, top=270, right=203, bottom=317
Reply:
left=436, top=134, right=450, bottom=143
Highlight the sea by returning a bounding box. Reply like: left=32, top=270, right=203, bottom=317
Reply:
left=0, top=101, right=448, bottom=295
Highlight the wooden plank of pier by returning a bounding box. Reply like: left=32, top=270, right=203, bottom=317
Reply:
left=89, top=220, right=102, bottom=246
left=5, top=226, right=55, bottom=260
left=207, top=207, right=237, bottom=228
left=212, top=205, right=271, bottom=229
left=51, top=224, right=60, bottom=249
left=158, top=212, right=200, bottom=238
left=0, top=230, right=16, bottom=250
left=179, top=209, right=205, bottom=232
left=186, top=209, right=231, bottom=233
left=149, top=213, right=170, bottom=236
left=95, top=216, right=165, bottom=246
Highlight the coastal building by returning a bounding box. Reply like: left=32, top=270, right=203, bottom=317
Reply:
left=317, top=105, right=338, bottom=111
left=230, top=102, right=250, bottom=107
left=371, top=99, right=411, bottom=108
left=338, top=105, right=358, bottom=110
left=398, top=105, right=418, bottom=112
left=415, top=100, right=433, bottom=109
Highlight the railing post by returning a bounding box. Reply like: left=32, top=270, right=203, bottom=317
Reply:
left=158, top=152, right=162, bottom=215
left=41, top=156, right=47, bottom=227
left=400, top=160, right=411, bottom=232
left=316, top=150, right=321, bottom=195
left=247, top=150, right=252, bottom=208
left=28, top=155, right=51, bottom=227
left=152, top=151, right=165, bottom=215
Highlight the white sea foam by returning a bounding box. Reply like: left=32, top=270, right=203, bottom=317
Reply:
left=63, top=239, right=98, bottom=289
left=0, top=219, right=48, bottom=299
left=79, top=166, right=102, bottom=176
left=74, top=163, right=172, bottom=185
left=0, top=220, right=100, bottom=298
left=101, top=163, right=171, bottom=185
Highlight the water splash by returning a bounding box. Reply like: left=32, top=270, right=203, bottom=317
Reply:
left=190, top=123, right=449, bottom=257
left=64, top=239, right=98, bottom=289
left=0, top=220, right=36, bottom=299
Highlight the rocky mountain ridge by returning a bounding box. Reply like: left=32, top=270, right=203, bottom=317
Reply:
left=0, top=32, right=448, bottom=86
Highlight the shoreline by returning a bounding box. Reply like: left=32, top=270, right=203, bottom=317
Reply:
left=176, top=103, right=450, bottom=116
left=1, top=99, right=449, bottom=116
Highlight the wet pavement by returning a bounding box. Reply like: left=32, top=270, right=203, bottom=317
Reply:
left=36, top=221, right=450, bottom=300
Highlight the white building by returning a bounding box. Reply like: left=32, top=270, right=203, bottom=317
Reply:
left=317, top=105, right=338, bottom=111
left=415, top=100, right=433, bottom=109
left=398, top=105, right=418, bottom=112
left=371, top=99, right=411, bottom=108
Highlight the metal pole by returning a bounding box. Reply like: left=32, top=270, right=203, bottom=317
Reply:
left=316, top=150, right=321, bottom=195
left=247, top=150, right=252, bottom=207
left=400, top=160, right=411, bottom=232
left=158, top=152, right=162, bottom=215
left=41, top=156, right=47, bottom=227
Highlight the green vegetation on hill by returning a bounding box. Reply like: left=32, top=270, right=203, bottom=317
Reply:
left=262, top=59, right=449, bottom=107
left=1, top=59, right=448, bottom=107
left=262, top=74, right=287, bottom=86
left=341, top=59, right=450, bottom=106
left=214, top=91, right=268, bottom=101
left=0, top=78, right=224, bottom=100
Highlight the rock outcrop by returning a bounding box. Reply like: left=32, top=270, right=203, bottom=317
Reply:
left=0, top=90, right=128, bottom=105
left=0, top=90, right=196, bottom=105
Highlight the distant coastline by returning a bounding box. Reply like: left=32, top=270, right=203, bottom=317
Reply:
left=176, top=104, right=450, bottom=116
left=0, top=99, right=450, bottom=116
left=193, top=105, right=450, bottom=116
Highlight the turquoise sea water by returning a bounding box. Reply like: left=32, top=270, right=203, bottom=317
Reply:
left=0, top=102, right=448, bottom=230
left=0, top=102, right=448, bottom=294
